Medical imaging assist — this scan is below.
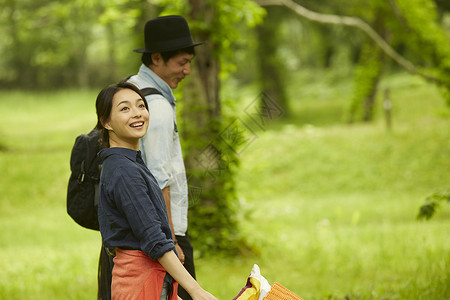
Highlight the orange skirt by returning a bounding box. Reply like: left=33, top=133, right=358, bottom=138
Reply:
left=111, top=248, right=178, bottom=300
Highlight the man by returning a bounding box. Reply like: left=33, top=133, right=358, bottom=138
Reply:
left=127, top=15, right=204, bottom=300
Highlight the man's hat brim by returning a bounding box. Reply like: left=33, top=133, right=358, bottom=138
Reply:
left=133, top=41, right=204, bottom=53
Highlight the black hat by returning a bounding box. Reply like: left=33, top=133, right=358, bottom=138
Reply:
left=133, top=15, right=204, bottom=53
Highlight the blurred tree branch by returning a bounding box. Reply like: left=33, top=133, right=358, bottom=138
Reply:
left=256, top=0, right=444, bottom=85
left=417, top=189, right=450, bottom=220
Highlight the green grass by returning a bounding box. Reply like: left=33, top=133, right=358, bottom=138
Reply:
left=0, top=72, right=449, bottom=299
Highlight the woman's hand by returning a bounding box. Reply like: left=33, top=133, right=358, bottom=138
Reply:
left=191, top=289, right=217, bottom=300
left=158, top=251, right=217, bottom=300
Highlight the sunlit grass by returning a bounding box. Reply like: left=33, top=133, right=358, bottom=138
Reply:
left=0, top=72, right=449, bottom=299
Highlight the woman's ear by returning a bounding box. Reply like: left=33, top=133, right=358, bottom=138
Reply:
left=101, top=118, right=112, bottom=131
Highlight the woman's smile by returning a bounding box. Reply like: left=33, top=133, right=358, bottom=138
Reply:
left=130, top=121, right=145, bottom=128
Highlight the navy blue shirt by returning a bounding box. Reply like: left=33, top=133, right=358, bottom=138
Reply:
left=98, top=147, right=175, bottom=261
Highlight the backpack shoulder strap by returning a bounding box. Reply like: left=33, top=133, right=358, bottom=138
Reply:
left=141, top=87, right=162, bottom=97
left=123, top=74, right=162, bottom=97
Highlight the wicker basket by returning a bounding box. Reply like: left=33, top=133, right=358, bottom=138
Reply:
left=263, top=282, right=303, bottom=300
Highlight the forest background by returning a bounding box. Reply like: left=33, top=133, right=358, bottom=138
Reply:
left=0, top=0, right=449, bottom=299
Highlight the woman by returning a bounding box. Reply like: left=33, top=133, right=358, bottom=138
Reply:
left=95, top=82, right=216, bottom=300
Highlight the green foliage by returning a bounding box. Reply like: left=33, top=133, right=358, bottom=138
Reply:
left=208, top=0, right=265, bottom=52
left=394, top=0, right=448, bottom=61
left=152, top=0, right=186, bottom=14
left=0, top=0, right=148, bottom=88
left=189, top=0, right=265, bottom=76
left=170, top=0, right=264, bottom=254
left=0, top=0, right=265, bottom=88
left=1, top=0, right=103, bottom=87
left=0, top=72, right=449, bottom=299
left=331, top=0, right=450, bottom=120
left=349, top=42, right=383, bottom=122
left=417, top=189, right=450, bottom=220
left=98, top=0, right=141, bottom=27
left=181, top=114, right=242, bottom=255
left=2, top=0, right=450, bottom=259
left=391, top=0, right=450, bottom=101
left=178, top=85, right=258, bottom=254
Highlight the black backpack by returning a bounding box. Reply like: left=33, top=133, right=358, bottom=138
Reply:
left=67, top=87, right=162, bottom=230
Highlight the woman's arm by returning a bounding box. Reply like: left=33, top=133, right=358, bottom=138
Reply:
left=158, top=250, right=216, bottom=300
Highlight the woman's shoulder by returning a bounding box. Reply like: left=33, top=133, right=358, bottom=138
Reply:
left=100, top=148, right=140, bottom=176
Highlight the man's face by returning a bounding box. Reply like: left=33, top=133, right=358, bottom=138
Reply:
left=153, top=52, right=194, bottom=89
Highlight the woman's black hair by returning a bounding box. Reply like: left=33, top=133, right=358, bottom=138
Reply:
left=95, top=81, right=148, bottom=149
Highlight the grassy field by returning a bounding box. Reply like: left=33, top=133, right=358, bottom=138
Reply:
left=0, top=72, right=449, bottom=299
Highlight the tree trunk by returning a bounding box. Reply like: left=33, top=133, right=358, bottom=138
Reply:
left=256, top=6, right=289, bottom=119
left=256, top=0, right=445, bottom=85
left=362, top=10, right=387, bottom=122
left=182, top=0, right=242, bottom=253
left=185, top=0, right=221, bottom=164
left=105, top=23, right=118, bottom=83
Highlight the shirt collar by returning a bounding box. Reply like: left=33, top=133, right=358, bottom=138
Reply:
left=99, top=147, right=141, bottom=162
left=138, top=64, right=176, bottom=105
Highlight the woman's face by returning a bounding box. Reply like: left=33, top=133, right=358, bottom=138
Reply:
left=104, top=88, right=149, bottom=150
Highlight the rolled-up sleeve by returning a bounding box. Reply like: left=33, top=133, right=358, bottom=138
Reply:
left=141, top=98, right=174, bottom=190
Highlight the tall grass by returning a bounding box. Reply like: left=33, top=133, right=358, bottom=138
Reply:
left=230, top=72, right=450, bottom=300
left=0, top=72, right=449, bottom=299
left=0, top=89, right=101, bottom=299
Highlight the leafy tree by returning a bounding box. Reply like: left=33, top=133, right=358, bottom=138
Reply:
left=256, top=0, right=450, bottom=120
left=349, top=2, right=388, bottom=122
left=1, top=0, right=102, bottom=88
left=0, top=0, right=265, bottom=253
left=417, top=189, right=450, bottom=220
left=184, top=0, right=265, bottom=254
left=0, top=0, right=150, bottom=88
left=256, top=6, right=290, bottom=118
left=393, top=0, right=450, bottom=102
left=145, top=0, right=264, bottom=254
